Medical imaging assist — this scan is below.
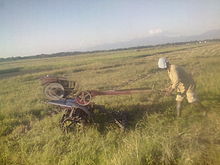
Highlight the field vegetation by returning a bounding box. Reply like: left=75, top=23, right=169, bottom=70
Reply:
left=0, top=41, right=220, bottom=165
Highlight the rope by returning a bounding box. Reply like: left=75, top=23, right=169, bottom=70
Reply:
left=112, top=73, right=153, bottom=90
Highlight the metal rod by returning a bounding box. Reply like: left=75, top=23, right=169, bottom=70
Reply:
left=90, top=88, right=153, bottom=97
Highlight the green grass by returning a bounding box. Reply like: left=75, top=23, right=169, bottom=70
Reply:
left=0, top=41, right=220, bottom=165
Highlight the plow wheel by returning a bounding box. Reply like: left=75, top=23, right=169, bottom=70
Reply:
left=43, top=83, right=64, bottom=100
left=60, top=117, right=81, bottom=133
left=75, top=91, right=92, bottom=106
left=60, top=108, right=90, bottom=133
left=60, top=116, right=85, bottom=133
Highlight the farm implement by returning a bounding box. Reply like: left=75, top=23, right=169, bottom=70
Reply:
left=41, top=75, right=159, bottom=132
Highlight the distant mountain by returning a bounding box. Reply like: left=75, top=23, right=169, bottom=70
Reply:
left=1, top=29, right=220, bottom=62
left=190, top=29, right=220, bottom=40
left=90, top=29, right=220, bottom=50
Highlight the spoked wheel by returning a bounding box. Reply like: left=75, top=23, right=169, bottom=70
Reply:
left=60, top=117, right=82, bottom=133
left=60, top=108, right=90, bottom=133
left=75, top=91, right=92, bottom=106
left=43, top=83, right=64, bottom=100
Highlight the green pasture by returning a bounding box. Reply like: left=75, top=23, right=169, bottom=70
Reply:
left=0, top=41, right=220, bottom=165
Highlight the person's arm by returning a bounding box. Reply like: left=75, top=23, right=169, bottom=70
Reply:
left=165, top=86, right=175, bottom=96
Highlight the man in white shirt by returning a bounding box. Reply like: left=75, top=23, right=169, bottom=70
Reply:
left=158, top=57, right=206, bottom=117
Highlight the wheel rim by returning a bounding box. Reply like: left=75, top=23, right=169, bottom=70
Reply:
left=75, top=91, right=92, bottom=106
left=43, top=83, right=64, bottom=100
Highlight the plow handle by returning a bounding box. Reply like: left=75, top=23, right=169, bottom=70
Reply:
left=90, top=88, right=156, bottom=97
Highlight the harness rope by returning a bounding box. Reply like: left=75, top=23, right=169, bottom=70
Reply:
left=112, top=73, right=153, bottom=90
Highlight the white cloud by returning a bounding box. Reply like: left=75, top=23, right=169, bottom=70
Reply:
left=148, top=28, right=163, bottom=35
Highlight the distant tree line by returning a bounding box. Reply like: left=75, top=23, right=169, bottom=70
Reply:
left=1, top=39, right=219, bottom=62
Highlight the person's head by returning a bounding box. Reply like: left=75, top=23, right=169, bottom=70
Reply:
left=158, top=57, right=169, bottom=69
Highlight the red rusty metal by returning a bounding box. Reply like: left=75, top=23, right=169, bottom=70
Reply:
left=41, top=76, right=162, bottom=132
left=75, top=88, right=154, bottom=106
left=41, top=75, right=162, bottom=106
left=90, top=88, right=153, bottom=97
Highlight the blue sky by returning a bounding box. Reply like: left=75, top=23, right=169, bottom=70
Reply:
left=0, top=0, right=220, bottom=58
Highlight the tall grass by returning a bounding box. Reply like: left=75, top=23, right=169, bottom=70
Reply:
left=0, top=42, right=220, bottom=165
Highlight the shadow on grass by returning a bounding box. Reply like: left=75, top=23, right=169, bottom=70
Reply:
left=92, top=100, right=175, bottom=134
left=0, top=67, right=23, bottom=74
left=4, top=99, right=176, bottom=136
left=0, top=67, right=23, bottom=79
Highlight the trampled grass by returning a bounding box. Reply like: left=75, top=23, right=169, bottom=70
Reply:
left=0, top=41, right=220, bottom=165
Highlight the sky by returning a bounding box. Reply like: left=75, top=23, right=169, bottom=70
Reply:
left=0, top=0, right=220, bottom=58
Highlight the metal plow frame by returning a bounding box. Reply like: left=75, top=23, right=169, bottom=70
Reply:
left=40, top=75, right=160, bottom=133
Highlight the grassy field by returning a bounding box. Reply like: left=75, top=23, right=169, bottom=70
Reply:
left=0, top=41, right=220, bottom=165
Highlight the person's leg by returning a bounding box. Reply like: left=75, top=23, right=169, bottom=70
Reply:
left=186, top=88, right=207, bottom=116
left=176, top=93, right=185, bottom=117
left=176, top=101, right=182, bottom=117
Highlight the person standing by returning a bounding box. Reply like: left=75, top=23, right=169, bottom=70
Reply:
left=157, top=57, right=206, bottom=117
